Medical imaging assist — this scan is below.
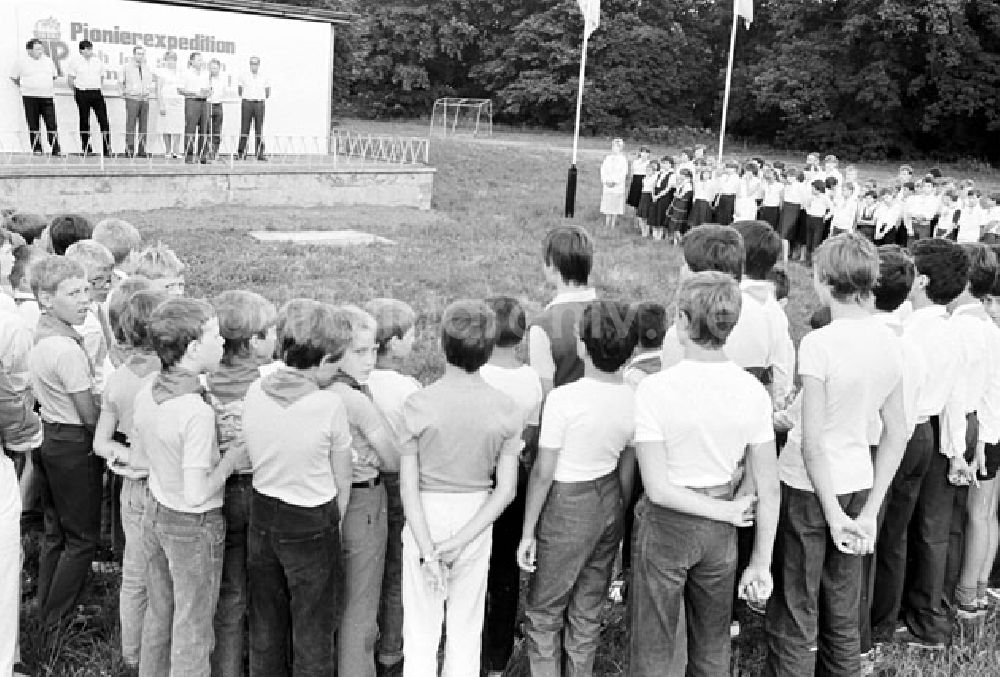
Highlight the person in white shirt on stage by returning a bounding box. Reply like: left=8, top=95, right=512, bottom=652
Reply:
left=178, top=52, right=211, bottom=164
left=237, top=56, right=270, bottom=161
left=10, top=39, right=61, bottom=156
left=155, top=51, right=185, bottom=159
left=67, top=40, right=111, bottom=157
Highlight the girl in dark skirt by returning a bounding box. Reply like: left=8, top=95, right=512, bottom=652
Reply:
left=687, top=168, right=716, bottom=230
left=637, top=159, right=659, bottom=237
left=759, top=167, right=783, bottom=231
left=651, top=157, right=675, bottom=240
left=627, top=148, right=650, bottom=208
left=778, top=169, right=805, bottom=261
left=713, top=161, right=739, bottom=225
left=665, top=169, right=694, bottom=244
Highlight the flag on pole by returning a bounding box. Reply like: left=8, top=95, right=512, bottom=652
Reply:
left=735, top=0, right=753, bottom=28
left=578, top=0, right=600, bottom=39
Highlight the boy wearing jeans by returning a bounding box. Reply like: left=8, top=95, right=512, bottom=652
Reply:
left=134, top=298, right=245, bottom=677
left=766, top=234, right=909, bottom=676
left=630, top=272, right=779, bottom=676
left=27, top=255, right=101, bottom=628
left=399, top=300, right=522, bottom=677
left=518, top=300, right=637, bottom=676
left=92, top=288, right=166, bottom=671
left=364, top=297, right=419, bottom=677
left=206, top=290, right=277, bottom=677
left=243, top=300, right=354, bottom=676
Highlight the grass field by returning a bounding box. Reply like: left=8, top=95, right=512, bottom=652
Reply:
left=17, top=121, right=1000, bottom=675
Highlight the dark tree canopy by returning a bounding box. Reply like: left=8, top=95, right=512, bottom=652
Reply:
left=299, top=0, right=1000, bottom=160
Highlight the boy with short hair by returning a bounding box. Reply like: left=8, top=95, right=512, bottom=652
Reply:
left=11, top=242, right=45, bottom=329
left=766, top=234, right=909, bottom=675
left=49, top=214, right=93, bottom=256
left=481, top=295, right=543, bottom=676
left=330, top=305, right=402, bottom=677
left=529, top=226, right=597, bottom=394
left=243, top=300, right=354, bottom=676
left=623, top=301, right=666, bottom=388
left=363, top=297, right=419, bottom=677
left=125, top=243, right=186, bottom=296
left=92, top=288, right=167, bottom=670
left=519, top=299, right=637, bottom=676
left=64, top=240, right=115, bottom=389
left=205, top=290, right=277, bottom=677
left=871, top=238, right=971, bottom=649
left=92, top=218, right=142, bottom=282
left=134, top=297, right=245, bottom=676
left=631, top=272, right=779, bottom=676
left=399, top=300, right=522, bottom=676
left=27, top=255, right=100, bottom=627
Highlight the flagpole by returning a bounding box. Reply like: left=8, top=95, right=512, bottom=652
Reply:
left=717, top=0, right=739, bottom=167
left=565, top=22, right=590, bottom=218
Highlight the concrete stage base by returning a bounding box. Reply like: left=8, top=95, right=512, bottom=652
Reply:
left=0, top=156, right=435, bottom=212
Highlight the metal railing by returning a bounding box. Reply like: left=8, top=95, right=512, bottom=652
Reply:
left=0, top=129, right=430, bottom=170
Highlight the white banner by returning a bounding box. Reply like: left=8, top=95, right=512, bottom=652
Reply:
left=0, top=0, right=333, bottom=154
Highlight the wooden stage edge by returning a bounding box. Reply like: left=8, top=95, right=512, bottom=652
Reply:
left=0, top=155, right=436, bottom=212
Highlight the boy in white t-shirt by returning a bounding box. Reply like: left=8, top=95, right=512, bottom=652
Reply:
left=630, top=272, right=778, bottom=677
left=480, top=296, right=542, bottom=676
left=518, top=300, right=638, bottom=676
left=765, top=233, right=908, bottom=676
left=363, top=297, right=420, bottom=677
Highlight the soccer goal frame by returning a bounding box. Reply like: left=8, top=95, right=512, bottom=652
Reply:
left=429, top=98, right=493, bottom=137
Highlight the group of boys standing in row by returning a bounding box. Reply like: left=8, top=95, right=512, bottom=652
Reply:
left=1, top=201, right=999, bottom=677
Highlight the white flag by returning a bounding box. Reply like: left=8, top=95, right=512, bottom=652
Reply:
left=578, top=0, right=600, bottom=39
left=736, top=0, right=753, bottom=28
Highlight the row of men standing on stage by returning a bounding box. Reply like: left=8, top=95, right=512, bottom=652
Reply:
left=9, top=38, right=270, bottom=161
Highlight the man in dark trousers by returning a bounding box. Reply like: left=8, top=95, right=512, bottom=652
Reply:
left=9, top=39, right=61, bottom=156
left=237, top=56, right=270, bottom=161
left=67, top=40, right=111, bottom=156
left=179, top=52, right=211, bottom=164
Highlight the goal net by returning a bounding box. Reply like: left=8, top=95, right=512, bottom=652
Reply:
left=429, top=98, right=493, bottom=137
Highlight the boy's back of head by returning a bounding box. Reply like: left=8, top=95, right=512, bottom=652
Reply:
left=677, top=271, right=742, bottom=348
left=108, top=276, right=153, bottom=343
left=4, top=212, right=48, bottom=244
left=485, top=296, right=526, bottom=349
left=813, top=233, right=879, bottom=303
left=440, top=299, right=496, bottom=373
left=213, top=290, right=278, bottom=362
left=277, top=299, right=350, bottom=370
left=125, top=242, right=186, bottom=280
left=364, top=297, right=416, bottom=357
left=49, top=214, right=93, bottom=255
left=910, top=238, right=970, bottom=306
left=10, top=242, right=46, bottom=292
left=64, top=239, right=114, bottom=276
left=579, top=300, right=637, bottom=373
left=874, top=245, right=915, bottom=313
left=733, top=220, right=781, bottom=280
left=148, top=297, right=214, bottom=370
left=681, top=224, right=744, bottom=281
left=958, top=242, right=998, bottom=300
left=543, top=225, right=594, bottom=286
left=119, top=289, right=170, bottom=350
left=93, top=218, right=142, bottom=266
left=630, top=301, right=667, bottom=350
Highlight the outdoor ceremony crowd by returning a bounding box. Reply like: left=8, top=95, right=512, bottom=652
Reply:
left=1, top=142, right=1000, bottom=677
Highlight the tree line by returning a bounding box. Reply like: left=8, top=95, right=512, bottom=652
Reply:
left=291, top=0, right=1000, bottom=161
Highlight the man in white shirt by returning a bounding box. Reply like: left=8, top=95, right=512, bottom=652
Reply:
left=237, top=56, right=270, bottom=161
left=178, top=52, right=211, bottom=164
left=120, top=45, right=154, bottom=158
left=905, top=178, right=940, bottom=243
left=9, top=39, right=61, bottom=156
left=67, top=40, right=110, bottom=157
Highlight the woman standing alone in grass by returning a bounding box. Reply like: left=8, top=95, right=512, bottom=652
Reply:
left=600, top=138, right=629, bottom=230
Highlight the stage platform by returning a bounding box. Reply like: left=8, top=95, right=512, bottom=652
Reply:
left=0, top=151, right=435, bottom=213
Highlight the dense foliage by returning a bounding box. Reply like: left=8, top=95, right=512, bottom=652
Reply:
left=300, top=0, right=1000, bottom=160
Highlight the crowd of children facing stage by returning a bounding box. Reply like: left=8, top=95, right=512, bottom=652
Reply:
left=1, top=202, right=1000, bottom=677
left=619, top=146, right=1000, bottom=262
